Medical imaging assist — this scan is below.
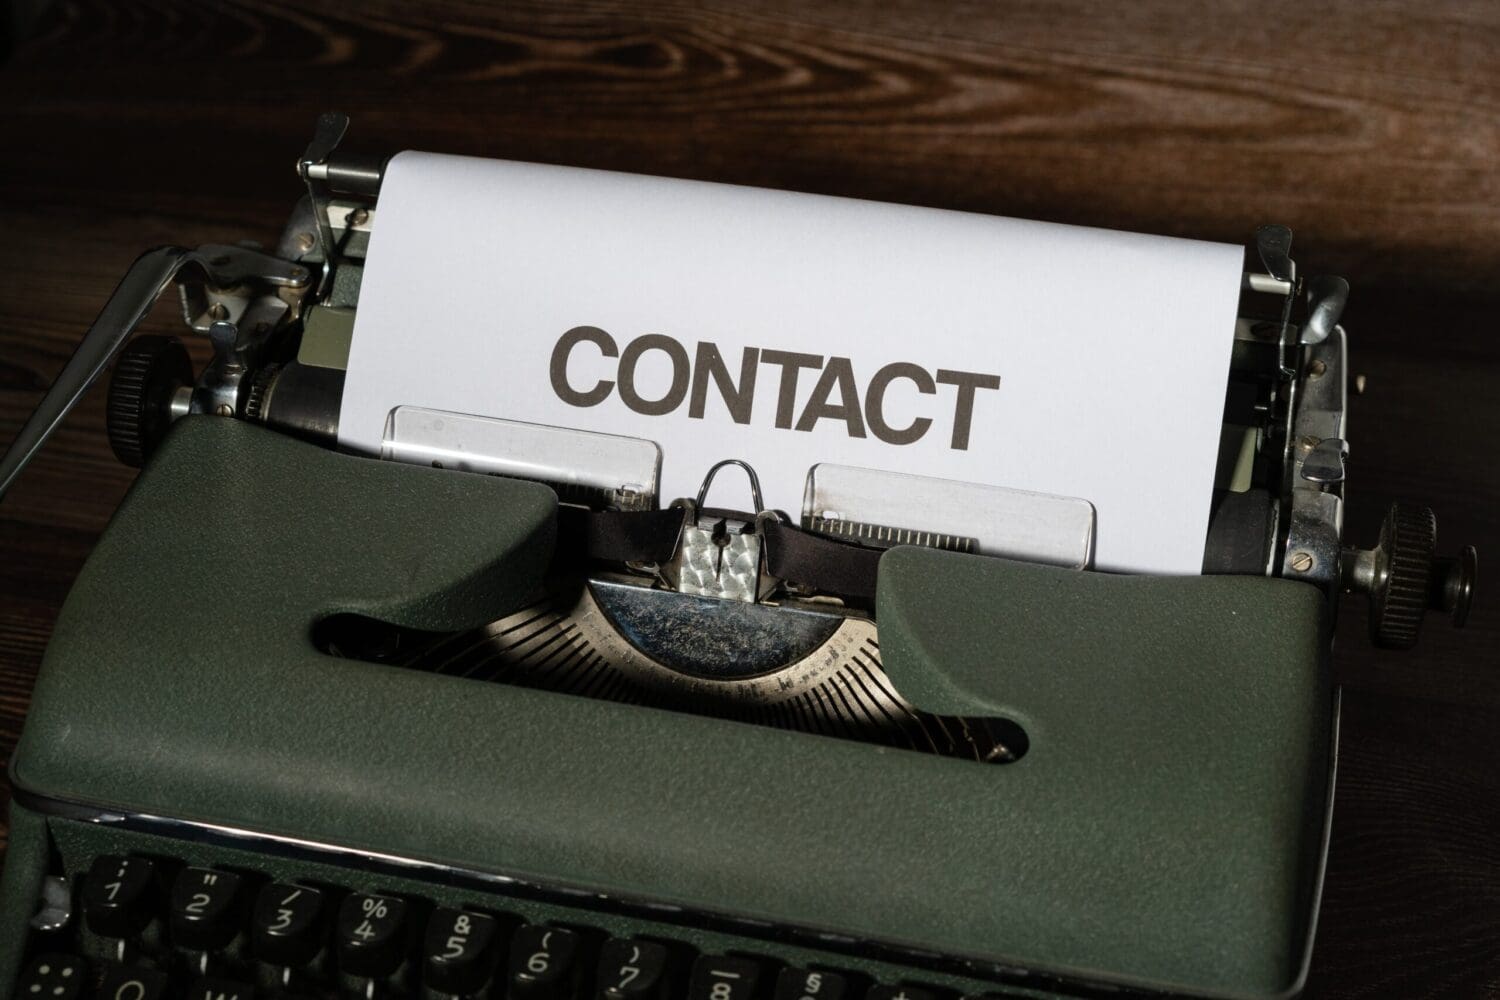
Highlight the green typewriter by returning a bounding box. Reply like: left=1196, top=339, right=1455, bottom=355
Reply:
left=0, top=115, right=1476, bottom=1000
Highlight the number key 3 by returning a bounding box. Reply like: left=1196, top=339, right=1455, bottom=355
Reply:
left=252, top=882, right=326, bottom=966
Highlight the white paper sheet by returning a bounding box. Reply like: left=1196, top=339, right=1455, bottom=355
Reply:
left=340, top=152, right=1243, bottom=574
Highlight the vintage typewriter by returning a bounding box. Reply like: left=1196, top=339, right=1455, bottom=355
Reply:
left=0, top=114, right=1477, bottom=1000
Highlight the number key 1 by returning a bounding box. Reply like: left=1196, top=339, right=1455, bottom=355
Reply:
left=424, top=907, right=500, bottom=995
left=81, top=855, right=156, bottom=939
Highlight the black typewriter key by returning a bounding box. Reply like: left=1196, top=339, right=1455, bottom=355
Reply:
left=170, top=867, right=245, bottom=951
left=252, top=882, right=326, bottom=966
left=337, top=892, right=409, bottom=978
left=597, top=939, right=670, bottom=1000
left=186, top=977, right=254, bottom=1000
left=508, top=925, right=582, bottom=1000
left=686, top=956, right=767, bottom=1000
left=16, top=954, right=86, bottom=1000
left=774, top=970, right=849, bottom=1000
left=865, top=987, right=937, bottom=1000
left=99, top=962, right=170, bottom=1000
left=82, top=855, right=157, bottom=939
left=424, top=907, right=501, bottom=994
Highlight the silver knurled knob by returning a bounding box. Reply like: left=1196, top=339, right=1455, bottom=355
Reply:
left=1344, top=503, right=1478, bottom=650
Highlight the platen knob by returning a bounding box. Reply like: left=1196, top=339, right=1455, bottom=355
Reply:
left=106, top=335, right=193, bottom=468
left=1434, top=544, right=1479, bottom=629
left=1370, top=504, right=1437, bottom=649
left=1344, top=503, right=1478, bottom=650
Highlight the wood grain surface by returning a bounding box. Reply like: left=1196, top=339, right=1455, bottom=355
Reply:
left=0, top=1, right=1496, bottom=996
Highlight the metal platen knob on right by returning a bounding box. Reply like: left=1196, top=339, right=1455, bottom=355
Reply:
left=1343, top=503, right=1478, bottom=649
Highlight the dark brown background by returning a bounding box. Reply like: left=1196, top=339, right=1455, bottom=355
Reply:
left=0, top=1, right=1496, bottom=995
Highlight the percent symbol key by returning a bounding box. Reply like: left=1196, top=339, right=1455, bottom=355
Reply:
left=337, top=892, right=409, bottom=979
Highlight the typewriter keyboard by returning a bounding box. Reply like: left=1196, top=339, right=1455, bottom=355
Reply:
left=9, top=821, right=1045, bottom=1000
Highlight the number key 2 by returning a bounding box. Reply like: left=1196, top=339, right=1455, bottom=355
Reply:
left=687, top=956, right=766, bottom=1000
left=424, top=907, right=500, bottom=995
left=597, top=938, right=670, bottom=1000
left=170, top=867, right=244, bottom=951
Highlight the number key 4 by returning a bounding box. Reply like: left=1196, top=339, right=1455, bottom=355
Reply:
left=337, top=892, right=409, bottom=979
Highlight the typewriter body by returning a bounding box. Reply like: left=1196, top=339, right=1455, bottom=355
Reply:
left=0, top=115, right=1476, bottom=1000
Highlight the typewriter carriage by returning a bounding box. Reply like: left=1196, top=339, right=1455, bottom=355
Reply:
left=2, top=115, right=1463, bottom=646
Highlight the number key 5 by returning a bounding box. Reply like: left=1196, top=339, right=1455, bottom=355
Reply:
left=424, top=907, right=501, bottom=995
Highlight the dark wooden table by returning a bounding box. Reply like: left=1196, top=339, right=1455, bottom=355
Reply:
left=1, top=2, right=1496, bottom=995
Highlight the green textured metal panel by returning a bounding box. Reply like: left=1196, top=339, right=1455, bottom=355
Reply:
left=0, top=804, right=49, bottom=987
left=8, top=418, right=1332, bottom=998
left=876, top=547, right=1333, bottom=996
